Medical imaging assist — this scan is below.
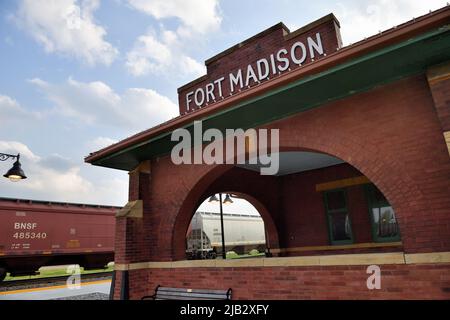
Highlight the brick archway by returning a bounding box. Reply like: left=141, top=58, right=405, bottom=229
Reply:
left=170, top=141, right=414, bottom=261
left=169, top=136, right=431, bottom=260
left=190, top=191, right=278, bottom=254
left=172, top=166, right=280, bottom=260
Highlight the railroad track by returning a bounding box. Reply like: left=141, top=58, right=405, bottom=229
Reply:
left=0, top=271, right=113, bottom=292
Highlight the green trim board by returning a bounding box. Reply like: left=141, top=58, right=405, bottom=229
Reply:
left=91, top=26, right=450, bottom=171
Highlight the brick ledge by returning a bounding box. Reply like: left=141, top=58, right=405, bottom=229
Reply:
left=114, top=251, right=450, bottom=271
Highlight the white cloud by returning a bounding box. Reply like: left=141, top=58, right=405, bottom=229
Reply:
left=89, top=137, right=118, bottom=151
left=125, top=29, right=206, bottom=77
left=333, top=0, right=448, bottom=44
left=127, top=0, right=221, bottom=34
left=30, top=77, right=178, bottom=132
left=0, top=94, right=42, bottom=125
left=88, top=137, right=117, bottom=150
left=0, top=141, right=39, bottom=162
left=0, top=141, right=91, bottom=200
left=0, top=141, right=128, bottom=205
left=14, top=0, right=118, bottom=66
left=125, top=0, right=221, bottom=78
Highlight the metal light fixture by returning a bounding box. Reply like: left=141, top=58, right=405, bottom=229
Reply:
left=208, top=194, right=219, bottom=203
left=223, top=194, right=233, bottom=205
left=1, top=153, right=27, bottom=182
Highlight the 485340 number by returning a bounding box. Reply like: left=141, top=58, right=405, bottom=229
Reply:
left=12, top=232, right=47, bottom=239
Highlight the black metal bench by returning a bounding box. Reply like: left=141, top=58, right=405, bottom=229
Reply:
left=142, top=285, right=232, bottom=300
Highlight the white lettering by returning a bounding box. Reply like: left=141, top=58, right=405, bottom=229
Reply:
left=193, top=120, right=203, bottom=164
left=229, top=69, right=243, bottom=92
left=186, top=91, right=194, bottom=111
left=183, top=32, right=326, bottom=112
left=276, top=48, right=290, bottom=72
left=205, top=83, right=215, bottom=103
left=258, top=129, right=280, bottom=175
left=256, top=58, right=270, bottom=80
left=66, top=265, right=81, bottom=289
left=225, top=128, right=258, bottom=165
left=194, top=88, right=205, bottom=107
left=213, top=77, right=225, bottom=98
left=366, top=265, right=381, bottom=290
left=245, top=64, right=258, bottom=87
left=308, top=33, right=324, bottom=59
left=269, top=54, right=277, bottom=75
left=170, top=121, right=280, bottom=176
left=203, top=128, right=224, bottom=165
left=171, top=129, right=192, bottom=165
left=14, top=222, right=37, bottom=230
left=291, top=41, right=307, bottom=65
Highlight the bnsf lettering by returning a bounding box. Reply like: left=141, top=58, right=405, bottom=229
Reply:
left=14, top=222, right=37, bottom=230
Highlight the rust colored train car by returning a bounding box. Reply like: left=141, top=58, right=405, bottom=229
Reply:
left=0, top=197, right=118, bottom=281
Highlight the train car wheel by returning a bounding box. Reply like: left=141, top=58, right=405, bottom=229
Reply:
left=206, top=251, right=217, bottom=259
left=0, top=267, right=7, bottom=282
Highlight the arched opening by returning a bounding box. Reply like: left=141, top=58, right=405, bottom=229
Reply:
left=185, top=193, right=270, bottom=260
left=173, top=149, right=402, bottom=260
left=234, top=150, right=402, bottom=254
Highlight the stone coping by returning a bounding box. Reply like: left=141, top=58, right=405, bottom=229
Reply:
left=114, top=251, right=450, bottom=271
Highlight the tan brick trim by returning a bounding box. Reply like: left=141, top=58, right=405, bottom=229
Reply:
left=114, top=251, right=450, bottom=271
left=129, top=160, right=151, bottom=175
left=116, top=200, right=143, bottom=218
left=404, top=252, right=450, bottom=264
left=444, top=131, right=450, bottom=157
left=271, top=242, right=402, bottom=254
left=315, top=176, right=370, bottom=192
left=427, top=61, right=450, bottom=85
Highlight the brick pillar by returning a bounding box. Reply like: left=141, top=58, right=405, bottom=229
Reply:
left=112, top=161, right=151, bottom=300
left=427, top=61, right=450, bottom=156
left=419, top=62, right=450, bottom=254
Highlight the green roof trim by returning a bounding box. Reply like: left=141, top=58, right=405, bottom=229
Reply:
left=92, top=25, right=450, bottom=171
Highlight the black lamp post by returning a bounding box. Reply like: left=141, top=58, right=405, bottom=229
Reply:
left=1, top=153, right=27, bottom=182
left=208, top=193, right=233, bottom=259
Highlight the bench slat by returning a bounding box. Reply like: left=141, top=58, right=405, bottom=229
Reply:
left=156, top=291, right=229, bottom=299
left=142, top=285, right=232, bottom=300
left=158, top=287, right=230, bottom=295
left=155, top=295, right=222, bottom=300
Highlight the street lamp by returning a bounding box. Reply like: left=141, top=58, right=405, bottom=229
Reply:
left=223, top=194, right=234, bottom=205
left=1, top=153, right=27, bottom=182
left=208, top=193, right=233, bottom=259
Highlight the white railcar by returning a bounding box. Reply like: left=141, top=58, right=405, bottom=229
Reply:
left=186, top=211, right=266, bottom=258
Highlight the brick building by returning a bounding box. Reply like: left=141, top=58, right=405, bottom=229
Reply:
left=85, top=7, right=450, bottom=300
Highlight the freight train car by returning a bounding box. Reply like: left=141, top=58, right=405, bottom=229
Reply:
left=0, top=197, right=118, bottom=281
left=186, top=211, right=266, bottom=258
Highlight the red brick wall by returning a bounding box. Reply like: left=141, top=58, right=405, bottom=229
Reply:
left=280, top=164, right=372, bottom=248
left=113, top=74, right=450, bottom=299
left=126, top=264, right=450, bottom=300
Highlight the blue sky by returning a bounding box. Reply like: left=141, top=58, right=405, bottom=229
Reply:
left=0, top=0, right=447, bottom=208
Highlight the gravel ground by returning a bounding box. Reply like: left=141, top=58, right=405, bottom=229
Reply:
left=52, top=292, right=110, bottom=300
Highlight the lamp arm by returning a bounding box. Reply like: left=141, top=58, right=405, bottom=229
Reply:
left=0, top=153, right=19, bottom=162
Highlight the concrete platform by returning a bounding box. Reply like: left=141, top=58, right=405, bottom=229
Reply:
left=0, top=280, right=111, bottom=300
